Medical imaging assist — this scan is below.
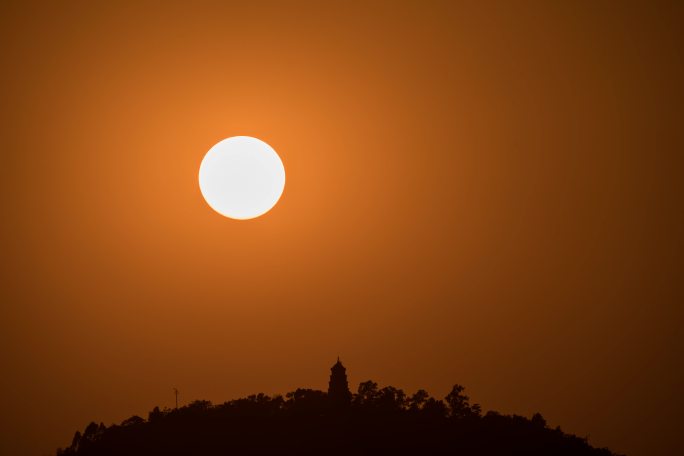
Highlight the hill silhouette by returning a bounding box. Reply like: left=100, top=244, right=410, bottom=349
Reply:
left=57, top=360, right=621, bottom=455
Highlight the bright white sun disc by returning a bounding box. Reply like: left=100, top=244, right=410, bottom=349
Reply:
left=199, top=136, right=285, bottom=220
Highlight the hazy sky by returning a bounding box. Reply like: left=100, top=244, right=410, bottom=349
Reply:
left=1, top=2, right=682, bottom=455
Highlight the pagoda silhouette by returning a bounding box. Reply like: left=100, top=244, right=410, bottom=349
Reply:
left=327, top=357, right=352, bottom=407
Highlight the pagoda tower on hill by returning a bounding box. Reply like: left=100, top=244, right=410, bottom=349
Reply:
left=327, top=357, right=352, bottom=407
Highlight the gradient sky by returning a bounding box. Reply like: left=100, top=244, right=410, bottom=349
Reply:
left=1, top=2, right=682, bottom=455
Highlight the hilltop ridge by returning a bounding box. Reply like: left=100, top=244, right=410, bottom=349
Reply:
left=57, top=360, right=621, bottom=455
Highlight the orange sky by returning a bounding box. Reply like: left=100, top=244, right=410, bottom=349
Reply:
left=1, top=2, right=682, bottom=455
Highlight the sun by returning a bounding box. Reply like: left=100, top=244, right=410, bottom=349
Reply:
left=198, top=136, right=285, bottom=220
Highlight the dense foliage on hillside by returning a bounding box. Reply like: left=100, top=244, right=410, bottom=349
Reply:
left=57, top=381, right=620, bottom=455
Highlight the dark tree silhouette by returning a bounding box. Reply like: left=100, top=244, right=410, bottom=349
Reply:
left=422, top=396, right=448, bottom=418
left=376, top=385, right=407, bottom=412
left=445, top=383, right=481, bottom=418
left=353, top=380, right=380, bottom=407
left=408, top=389, right=429, bottom=411
left=532, top=412, right=548, bottom=428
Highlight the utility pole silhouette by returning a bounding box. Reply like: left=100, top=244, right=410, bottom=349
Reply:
left=173, top=388, right=179, bottom=409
